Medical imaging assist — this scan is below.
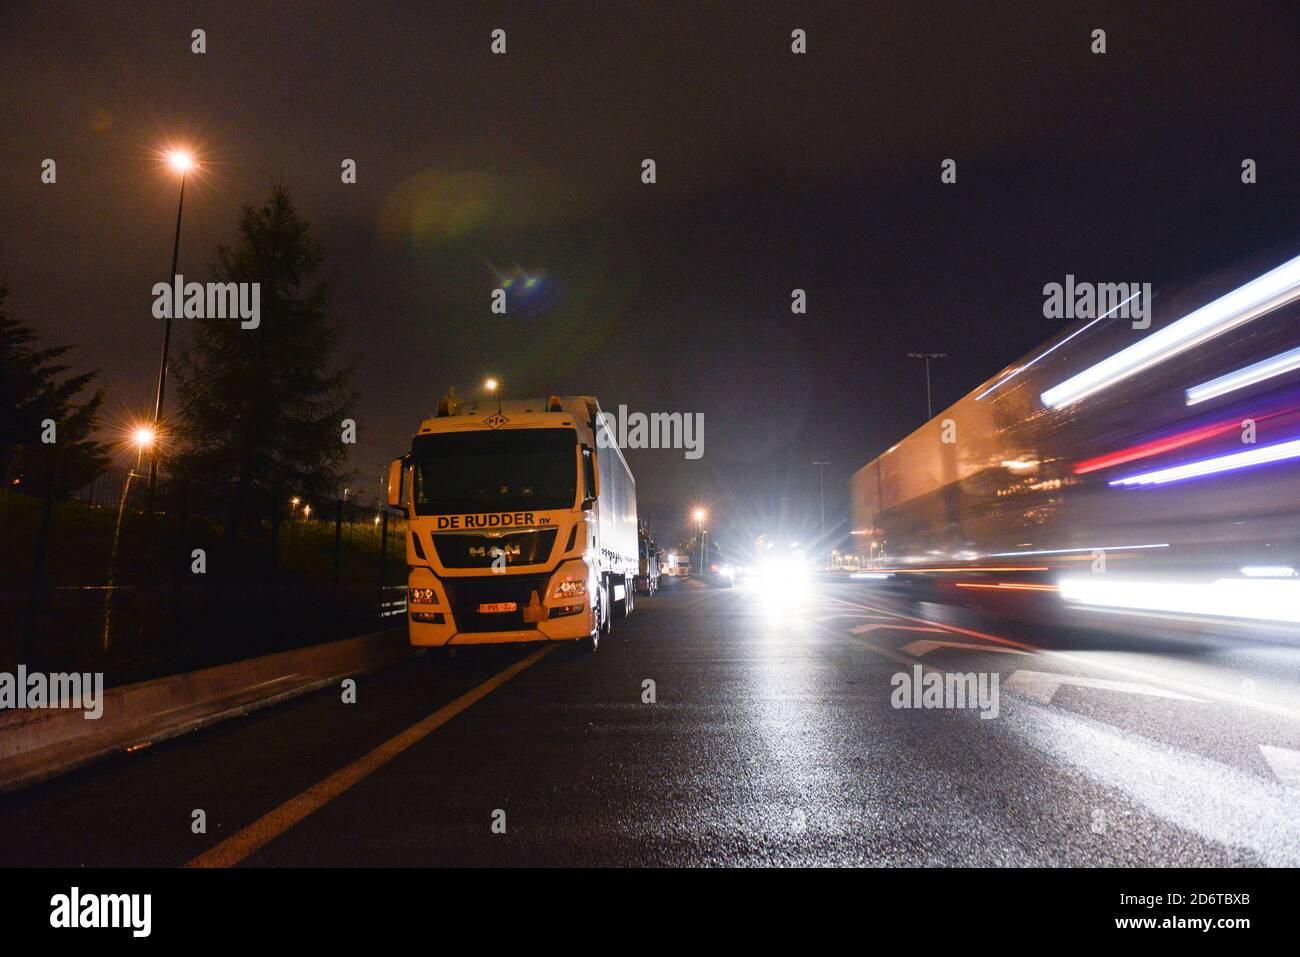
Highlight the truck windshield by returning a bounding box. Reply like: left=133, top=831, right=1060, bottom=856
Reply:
left=411, top=428, right=578, bottom=515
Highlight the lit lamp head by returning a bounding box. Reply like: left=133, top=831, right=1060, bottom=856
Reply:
left=484, top=377, right=499, bottom=394
left=166, top=149, right=195, bottom=174
left=132, top=425, right=157, bottom=450
left=693, top=508, right=706, bottom=523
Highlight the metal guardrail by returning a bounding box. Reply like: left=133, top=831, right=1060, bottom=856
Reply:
left=379, top=584, right=407, bottom=619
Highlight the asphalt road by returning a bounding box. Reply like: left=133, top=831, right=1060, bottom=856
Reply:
left=3, top=575, right=1299, bottom=866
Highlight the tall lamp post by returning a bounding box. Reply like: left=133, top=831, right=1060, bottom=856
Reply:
left=812, top=459, right=830, bottom=540
left=693, top=507, right=706, bottom=572
left=906, top=352, right=946, bottom=421
left=145, top=148, right=197, bottom=510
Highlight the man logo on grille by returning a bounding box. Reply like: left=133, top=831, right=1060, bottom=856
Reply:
left=484, top=413, right=510, bottom=429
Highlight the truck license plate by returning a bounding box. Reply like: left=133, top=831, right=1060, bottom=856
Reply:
left=478, top=601, right=516, bottom=613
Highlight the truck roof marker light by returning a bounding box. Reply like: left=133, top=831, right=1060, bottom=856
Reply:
left=988, top=544, right=1168, bottom=557
left=869, top=565, right=1049, bottom=573
left=1241, top=566, right=1296, bottom=578
left=1186, top=344, right=1300, bottom=406
left=1041, top=252, right=1300, bottom=409
left=1109, top=436, right=1300, bottom=487
left=975, top=291, right=1140, bottom=402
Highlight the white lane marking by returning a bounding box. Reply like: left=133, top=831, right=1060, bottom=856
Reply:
left=1004, top=669, right=1205, bottom=705
left=1004, top=696, right=1300, bottom=866
left=1259, top=745, right=1300, bottom=788
left=901, top=639, right=1030, bottom=658
left=821, top=595, right=1300, bottom=723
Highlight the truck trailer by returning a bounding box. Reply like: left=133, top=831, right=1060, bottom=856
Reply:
left=387, top=395, right=638, bottom=651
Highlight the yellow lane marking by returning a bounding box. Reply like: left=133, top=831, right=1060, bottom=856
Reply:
left=187, top=644, right=556, bottom=868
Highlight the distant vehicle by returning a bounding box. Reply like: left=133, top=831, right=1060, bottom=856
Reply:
left=388, top=395, right=638, bottom=652
left=636, top=525, right=661, bottom=595
left=707, top=563, right=736, bottom=587
left=662, top=553, right=690, bottom=577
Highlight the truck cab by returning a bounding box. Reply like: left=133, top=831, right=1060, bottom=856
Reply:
left=388, top=395, right=638, bottom=651
left=636, top=524, right=661, bottom=595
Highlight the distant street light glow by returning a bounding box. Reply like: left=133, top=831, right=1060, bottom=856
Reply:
left=132, top=425, right=156, bottom=449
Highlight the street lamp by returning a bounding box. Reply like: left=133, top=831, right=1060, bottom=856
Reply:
left=484, top=376, right=502, bottom=413
left=290, top=496, right=300, bottom=521
left=146, top=146, right=199, bottom=510
left=132, top=425, right=156, bottom=472
left=907, top=352, right=947, bottom=421
left=812, top=459, right=831, bottom=543
left=693, top=507, right=707, bottom=571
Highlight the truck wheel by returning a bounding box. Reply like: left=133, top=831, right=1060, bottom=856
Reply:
left=600, top=582, right=613, bottom=636
left=623, top=576, right=634, bottom=616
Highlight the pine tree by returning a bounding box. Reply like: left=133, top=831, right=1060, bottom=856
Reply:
left=0, top=284, right=109, bottom=495
left=173, top=186, right=356, bottom=544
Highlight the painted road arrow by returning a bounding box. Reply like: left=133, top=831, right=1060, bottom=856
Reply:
left=1259, top=744, right=1300, bottom=788
left=1003, top=669, right=1205, bottom=705
left=851, top=623, right=946, bottom=636
left=900, top=639, right=1030, bottom=657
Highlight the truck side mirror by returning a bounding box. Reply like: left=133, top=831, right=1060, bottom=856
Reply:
left=581, top=445, right=598, bottom=509
left=386, top=457, right=405, bottom=509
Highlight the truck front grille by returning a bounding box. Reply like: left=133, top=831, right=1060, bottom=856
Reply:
left=442, top=573, right=551, bottom=633
left=432, top=528, right=558, bottom=569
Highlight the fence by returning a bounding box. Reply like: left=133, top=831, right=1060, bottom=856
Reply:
left=1, top=459, right=410, bottom=688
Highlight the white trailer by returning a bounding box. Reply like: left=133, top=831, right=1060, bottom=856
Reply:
left=387, top=395, right=638, bottom=651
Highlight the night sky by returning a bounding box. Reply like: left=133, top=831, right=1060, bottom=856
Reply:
left=3, top=1, right=1298, bottom=548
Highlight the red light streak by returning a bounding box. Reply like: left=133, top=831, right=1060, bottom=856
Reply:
left=1074, top=417, right=1253, bottom=475
left=955, top=582, right=1059, bottom=592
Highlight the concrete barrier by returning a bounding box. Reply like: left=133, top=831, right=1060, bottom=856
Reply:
left=0, top=628, right=415, bottom=793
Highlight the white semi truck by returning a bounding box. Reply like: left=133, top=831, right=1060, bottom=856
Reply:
left=386, top=395, right=638, bottom=651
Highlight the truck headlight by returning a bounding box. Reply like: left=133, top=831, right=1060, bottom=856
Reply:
left=409, top=587, right=437, bottom=605
left=552, top=577, right=587, bottom=600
